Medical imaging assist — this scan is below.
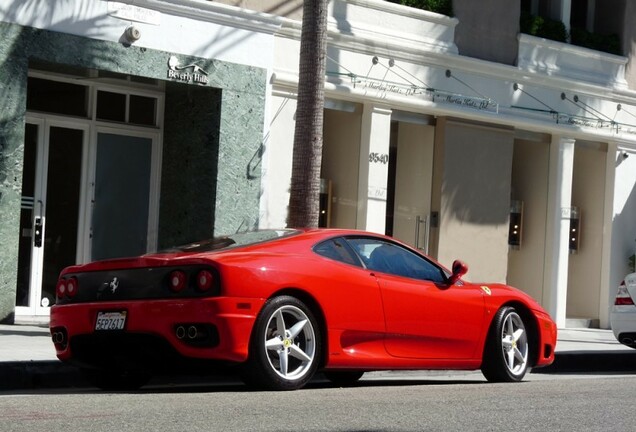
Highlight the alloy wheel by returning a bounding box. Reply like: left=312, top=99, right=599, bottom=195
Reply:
left=263, top=304, right=317, bottom=380
left=500, top=311, right=528, bottom=376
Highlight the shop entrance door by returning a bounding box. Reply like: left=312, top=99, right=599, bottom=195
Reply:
left=16, top=119, right=86, bottom=318
left=16, top=121, right=160, bottom=322
left=388, top=122, right=435, bottom=252
left=88, top=130, right=157, bottom=262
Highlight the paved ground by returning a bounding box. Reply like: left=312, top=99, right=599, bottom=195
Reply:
left=1, top=324, right=635, bottom=390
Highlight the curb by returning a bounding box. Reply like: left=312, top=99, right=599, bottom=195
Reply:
left=2, top=351, right=636, bottom=390
left=0, top=361, right=87, bottom=391
left=534, top=351, right=636, bottom=374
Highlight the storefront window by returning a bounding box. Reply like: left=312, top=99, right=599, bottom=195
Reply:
left=26, top=77, right=88, bottom=117
left=96, top=90, right=158, bottom=126
left=129, top=95, right=157, bottom=126
left=96, top=90, right=126, bottom=122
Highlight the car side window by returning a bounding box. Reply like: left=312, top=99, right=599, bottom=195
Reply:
left=347, top=237, right=446, bottom=283
left=313, top=238, right=362, bottom=267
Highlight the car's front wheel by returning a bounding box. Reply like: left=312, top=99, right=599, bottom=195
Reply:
left=481, top=306, right=529, bottom=382
left=242, top=295, right=321, bottom=390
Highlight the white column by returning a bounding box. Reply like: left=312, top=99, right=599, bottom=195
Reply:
left=598, top=143, right=617, bottom=329
left=357, top=104, right=392, bottom=233
left=543, top=136, right=575, bottom=328
left=552, top=0, right=571, bottom=33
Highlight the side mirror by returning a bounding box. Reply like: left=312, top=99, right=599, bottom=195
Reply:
left=447, top=260, right=468, bottom=285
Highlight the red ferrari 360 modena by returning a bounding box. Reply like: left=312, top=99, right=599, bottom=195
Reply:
left=50, top=229, right=556, bottom=390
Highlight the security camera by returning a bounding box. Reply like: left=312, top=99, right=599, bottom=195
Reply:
left=125, top=25, right=141, bottom=43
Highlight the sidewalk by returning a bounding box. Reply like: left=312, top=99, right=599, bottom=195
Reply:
left=535, top=327, right=636, bottom=374
left=1, top=324, right=635, bottom=390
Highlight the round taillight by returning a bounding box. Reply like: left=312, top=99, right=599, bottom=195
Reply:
left=196, top=270, right=214, bottom=292
left=169, top=270, right=187, bottom=292
left=66, top=277, right=78, bottom=298
left=56, top=279, right=67, bottom=298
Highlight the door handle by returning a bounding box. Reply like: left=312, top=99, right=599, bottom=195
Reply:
left=415, top=215, right=428, bottom=253
left=34, top=200, right=43, bottom=248
left=423, top=215, right=429, bottom=255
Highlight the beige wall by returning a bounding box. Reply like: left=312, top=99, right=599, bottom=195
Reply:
left=432, top=119, right=514, bottom=282
left=567, top=142, right=607, bottom=321
left=322, top=108, right=362, bottom=229
left=507, top=137, right=550, bottom=305
left=453, top=0, right=520, bottom=65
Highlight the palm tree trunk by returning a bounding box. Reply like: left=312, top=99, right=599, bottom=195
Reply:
left=287, top=0, right=328, bottom=228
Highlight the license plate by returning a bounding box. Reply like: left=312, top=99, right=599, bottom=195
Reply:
left=95, top=311, right=127, bottom=331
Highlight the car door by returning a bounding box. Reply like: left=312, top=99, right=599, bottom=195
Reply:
left=347, top=237, right=486, bottom=360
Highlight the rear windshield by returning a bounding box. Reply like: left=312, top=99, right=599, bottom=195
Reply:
left=162, top=229, right=300, bottom=253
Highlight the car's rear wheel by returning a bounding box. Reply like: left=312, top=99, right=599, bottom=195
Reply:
left=324, top=371, right=364, bottom=386
left=481, top=306, right=529, bottom=382
left=242, top=295, right=321, bottom=391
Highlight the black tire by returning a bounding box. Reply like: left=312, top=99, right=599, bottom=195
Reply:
left=481, top=306, right=529, bottom=382
left=242, top=295, right=321, bottom=391
left=324, top=371, right=364, bottom=386
left=84, top=369, right=151, bottom=391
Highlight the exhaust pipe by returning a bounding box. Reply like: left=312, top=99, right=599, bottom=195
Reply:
left=621, top=337, right=634, bottom=346
left=51, top=331, right=66, bottom=345
left=176, top=324, right=212, bottom=344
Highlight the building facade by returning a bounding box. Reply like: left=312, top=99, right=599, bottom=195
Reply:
left=2, top=0, right=636, bottom=330
left=0, top=0, right=276, bottom=323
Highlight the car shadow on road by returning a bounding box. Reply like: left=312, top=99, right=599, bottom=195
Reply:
left=102, top=373, right=489, bottom=394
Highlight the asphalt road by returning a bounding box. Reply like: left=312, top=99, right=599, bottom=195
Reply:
left=1, top=372, right=633, bottom=431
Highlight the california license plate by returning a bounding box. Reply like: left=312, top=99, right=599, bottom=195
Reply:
left=95, top=311, right=127, bottom=331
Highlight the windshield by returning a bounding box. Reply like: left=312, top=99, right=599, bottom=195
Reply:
left=162, top=229, right=300, bottom=253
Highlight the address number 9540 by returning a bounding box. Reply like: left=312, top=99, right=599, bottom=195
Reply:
left=369, top=152, right=389, bottom=164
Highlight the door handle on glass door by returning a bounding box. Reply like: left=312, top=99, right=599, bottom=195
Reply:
left=415, top=215, right=422, bottom=249
left=34, top=200, right=43, bottom=247
left=415, top=215, right=428, bottom=253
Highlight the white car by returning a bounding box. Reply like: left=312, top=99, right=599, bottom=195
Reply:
left=610, top=272, right=636, bottom=348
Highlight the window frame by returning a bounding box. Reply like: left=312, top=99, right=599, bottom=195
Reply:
left=313, top=235, right=450, bottom=283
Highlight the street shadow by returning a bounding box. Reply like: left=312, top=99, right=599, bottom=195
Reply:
left=9, top=372, right=490, bottom=396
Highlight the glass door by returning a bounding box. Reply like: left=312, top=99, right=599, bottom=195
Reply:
left=16, top=74, right=163, bottom=323
left=88, top=130, right=158, bottom=261
left=16, top=122, right=41, bottom=310
left=16, top=119, right=86, bottom=318
left=389, top=122, right=435, bottom=252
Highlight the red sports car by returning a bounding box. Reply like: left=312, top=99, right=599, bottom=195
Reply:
left=50, top=229, right=556, bottom=390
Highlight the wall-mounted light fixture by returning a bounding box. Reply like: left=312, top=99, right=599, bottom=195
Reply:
left=508, top=200, right=523, bottom=250
left=319, top=179, right=332, bottom=228
left=124, top=25, right=141, bottom=44
left=568, top=206, right=580, bottom=254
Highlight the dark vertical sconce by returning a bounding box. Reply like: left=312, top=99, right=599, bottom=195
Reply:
left=508, top=200, right=523, bottom=249
left=569, top=206, right=580, bottom=254
left=319, top=179, right=332, bottom=228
